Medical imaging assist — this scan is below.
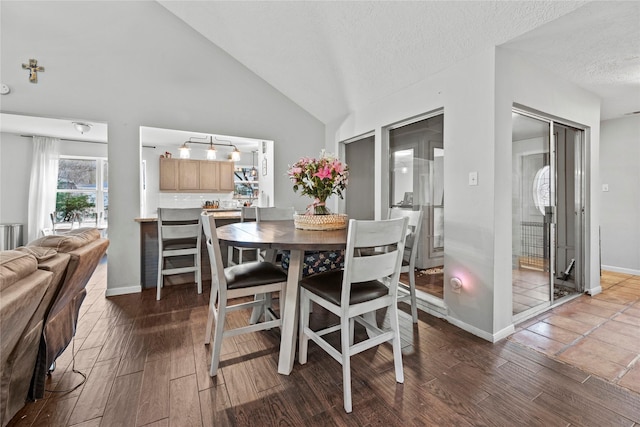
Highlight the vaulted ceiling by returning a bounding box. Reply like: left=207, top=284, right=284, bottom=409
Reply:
left=159, top=1, right=640, bottom=123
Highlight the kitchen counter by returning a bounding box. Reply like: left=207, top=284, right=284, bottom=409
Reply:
left=135, top=209, right=241, bottom=223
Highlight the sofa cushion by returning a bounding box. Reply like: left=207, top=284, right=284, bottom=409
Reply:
left=0, top=250, right=38, bottom=292
left=28, top=228, right=100, bottom=252
left=16, top=246, right=58, bottom=262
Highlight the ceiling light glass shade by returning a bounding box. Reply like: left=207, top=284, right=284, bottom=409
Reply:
left=250, top=167, right=258, bottom=177
left=206, top=146, right=217, bottom=160
left=72, top=122, right=92, bottom=134
left=179, top=143, right=190, bottom=159
left=231, top=147, right=241, bottom=162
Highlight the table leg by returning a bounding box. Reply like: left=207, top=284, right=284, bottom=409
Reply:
left=278, top=249, right=303, bottom=375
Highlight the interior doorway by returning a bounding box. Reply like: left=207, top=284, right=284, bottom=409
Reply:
left=344, top=133, right=375, bottom=220
left=511, top=109, right=585, bottom=321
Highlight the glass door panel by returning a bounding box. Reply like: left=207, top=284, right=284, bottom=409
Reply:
left=389, top=114, right=444, bottom=272
left=512, top=111, right=554, bottom=317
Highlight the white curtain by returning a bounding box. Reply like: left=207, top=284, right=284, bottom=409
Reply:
left=28, top=136, right=60, bottom=241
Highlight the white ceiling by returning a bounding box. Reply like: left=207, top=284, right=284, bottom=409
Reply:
left=2, top=1, right=637, bottom=141
left=159, top=0, right=640, bottom=123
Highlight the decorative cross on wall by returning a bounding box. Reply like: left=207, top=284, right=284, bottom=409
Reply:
left=22, top=59, right=45, bottom=83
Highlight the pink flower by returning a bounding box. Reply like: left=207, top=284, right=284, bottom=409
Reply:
left=313, top=165, right=332, bottom=180
left=290, top=167, right=302, bottom=175
left=331, top=160, right=344, bottom=174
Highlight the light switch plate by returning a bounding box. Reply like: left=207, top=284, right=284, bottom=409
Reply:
left=468, top=171, right=478, bottom=186
left=602, top=184, right=609, bottom=192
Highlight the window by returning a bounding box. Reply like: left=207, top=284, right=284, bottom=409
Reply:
left=56, top=156, right=108, bottom=225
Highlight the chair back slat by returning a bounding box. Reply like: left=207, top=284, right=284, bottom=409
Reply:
left=161, top=223, right=200, bottom=239
left=241, top=206, right=258, bottom=221
left=351, top=218, right=407, bottom=248
left=159, top=207, right=202, bottom=222
left=256, top=207, right=295, bottom=222
left=349, top=251, right=398, bottom=283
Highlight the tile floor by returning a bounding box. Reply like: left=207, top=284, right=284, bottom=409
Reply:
left=510, top=270, right=640, bottom=394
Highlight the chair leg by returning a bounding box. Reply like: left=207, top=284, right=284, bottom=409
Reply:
left=156, top=254, right=163, bottom=301
left=227, top=245, right=235, bottom=266
left=409, top=269, right=418, bottom=324
left=362, top=311, right=377, bottom=338
left=204, top=287, right=217, bottom=345
left=249, top=294, right=265, bottom=324
left=389, top=305, right=405, bottom=384
left=349, top=318, right=355, bottom=346
left=341, top=315, right=353, bottom=413
left=196, top=253, right=202, bottom=294
left=298, top=290, right=310, bottom=365
left=209, top=303, right=226, bottom=377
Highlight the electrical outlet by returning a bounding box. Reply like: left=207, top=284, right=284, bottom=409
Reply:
left=468, top=172, right=478, bottom=186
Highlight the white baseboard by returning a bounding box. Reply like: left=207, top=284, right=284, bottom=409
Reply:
left=105, top=285, right=142, bottom=297
left=601, top=265, right=640, bottom=276
left=445, top=315, right=515, bottom=343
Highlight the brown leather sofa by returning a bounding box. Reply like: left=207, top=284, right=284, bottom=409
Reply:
left=0, top=228, right=108, bottom=427
left=0, top=249, right=60, bottom=427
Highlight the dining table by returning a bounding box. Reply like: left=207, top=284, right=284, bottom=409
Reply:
left=215, top=219, right=348, bottom=375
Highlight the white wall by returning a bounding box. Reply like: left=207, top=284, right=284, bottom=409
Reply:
left=600, top=115, right=640, bottom=274
left=1, top=1, right=324, bottom=295
left=0, top=133, right=32, bottom=239
left=328, top=46, right=602, bottom=341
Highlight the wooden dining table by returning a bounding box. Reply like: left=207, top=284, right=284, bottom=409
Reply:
left=215, top=220, right=347, bottom=375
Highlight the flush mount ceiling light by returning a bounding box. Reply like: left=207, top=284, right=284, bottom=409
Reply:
left=72, top=122, right=92, bottom=134
left=179, top=135, right=241, bottom=161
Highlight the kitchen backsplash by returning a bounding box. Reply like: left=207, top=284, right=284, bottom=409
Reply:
left=144, top=192, right=237, bottom=216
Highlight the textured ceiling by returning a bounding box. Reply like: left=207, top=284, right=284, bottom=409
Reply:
left=159, top=0, right=639, bottom=123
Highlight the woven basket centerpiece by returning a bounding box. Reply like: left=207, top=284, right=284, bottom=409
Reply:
left=293, top=213, right=348, bottom=231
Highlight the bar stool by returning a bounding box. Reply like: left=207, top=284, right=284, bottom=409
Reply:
left=156, top=207, right=202, bottom=300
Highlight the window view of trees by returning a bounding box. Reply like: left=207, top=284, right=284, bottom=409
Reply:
left=56, top=157, right=108, bottom=225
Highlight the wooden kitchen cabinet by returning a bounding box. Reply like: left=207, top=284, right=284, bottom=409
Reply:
left=178, top=160, right=200, bottom=190
left=199, top=161, right=218, bottom=190
left=159, top=158, right=235, bottom=192
left=159, top=158, right=178, bottom=190
left=218, top=162, right=235, bottom=191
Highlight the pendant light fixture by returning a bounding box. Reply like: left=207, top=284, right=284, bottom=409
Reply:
left=250, top=150, right=258, bottom=177
left=177, top=135, right=241, bottom=161
left=206, top=137, right=217, bottom=160
left=178, top=142, right=191, bottom=159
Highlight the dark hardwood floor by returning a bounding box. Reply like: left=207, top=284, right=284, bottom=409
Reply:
left=9, top=257, right=640, bottom=426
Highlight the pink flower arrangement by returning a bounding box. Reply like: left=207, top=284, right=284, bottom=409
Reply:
left=287, top=150, right=349, bottom=214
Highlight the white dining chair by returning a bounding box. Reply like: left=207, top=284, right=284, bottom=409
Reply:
left=156, top=207, right=202, bottom=300
left=201, top=213, right=287, bottom=376
left=298, top=217, right=408, bottom=413
left=389, top=207, right=424, bottom=323
left=227, top=206, right=259, bottom=266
